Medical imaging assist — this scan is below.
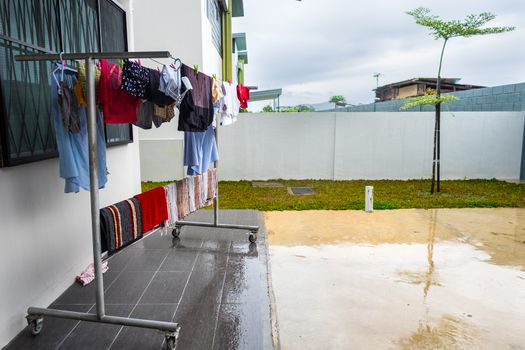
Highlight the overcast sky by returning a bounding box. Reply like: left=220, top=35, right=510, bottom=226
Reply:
left=233, top=0, right=525, bottom=111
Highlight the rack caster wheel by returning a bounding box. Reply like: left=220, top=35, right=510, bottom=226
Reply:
left=27, top=316, right=43, bottom=336
left=172, top=227, right=181, bottom=238
left=249, top=233, right=258, bottom=243
left=165, top=335, right=178, bottom=350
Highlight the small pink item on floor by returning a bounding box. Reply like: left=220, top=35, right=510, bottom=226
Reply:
left=76, top=261, right=109, bottom=286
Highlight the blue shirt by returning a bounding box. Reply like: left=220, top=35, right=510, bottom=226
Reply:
left=51, top=69, right=107, bottom=193
left=184, top=125, right=219, bottom=176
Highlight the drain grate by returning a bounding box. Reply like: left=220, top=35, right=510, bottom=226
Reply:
left=288, top=187, right=316, bottom=195
left=252, top=182, right=284, bottom=188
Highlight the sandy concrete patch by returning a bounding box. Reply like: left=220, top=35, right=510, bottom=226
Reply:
left=266, top=208, right=525, bottom=349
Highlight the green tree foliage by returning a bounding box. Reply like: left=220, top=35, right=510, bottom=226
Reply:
left=262, top=105, right=274, bottom=112
left=329, top=95, right=346, bottom=104
left=400, top=89, right=458, bottom=111
left=280, top=104, right=315, bottom=113
left=403, top=7, right=514, bottom=194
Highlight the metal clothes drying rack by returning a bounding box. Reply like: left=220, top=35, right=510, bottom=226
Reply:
left=15, top=51, right=181, bottom=349
left=171, top=81, right=259, bottom=243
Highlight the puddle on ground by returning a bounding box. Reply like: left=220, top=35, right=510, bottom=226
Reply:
left=266, top=208, right=525, bottom=349
left=398, top=315, right=479, bottom=350
left=265, top=208, right=525, bottom=270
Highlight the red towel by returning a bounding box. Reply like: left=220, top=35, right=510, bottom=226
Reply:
left=134, top=187, right=168, bottom=233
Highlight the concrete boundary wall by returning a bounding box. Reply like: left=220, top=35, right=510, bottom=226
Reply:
left=218, top=112, right=525, bottom=181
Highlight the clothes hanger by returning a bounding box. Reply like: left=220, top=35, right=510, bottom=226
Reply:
left=169, top=56, right=182, bottom=71
left=52, top=52, right=77, bottom=92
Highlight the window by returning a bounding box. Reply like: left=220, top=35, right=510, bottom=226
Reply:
left=0, top=0, right=131, bottom=167
left=207, top=0, right=223, bottom=56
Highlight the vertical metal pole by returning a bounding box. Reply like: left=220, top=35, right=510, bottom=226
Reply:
left=86, top=57, right=105, bottom=318
left=213, top=123, right=219, bottom=226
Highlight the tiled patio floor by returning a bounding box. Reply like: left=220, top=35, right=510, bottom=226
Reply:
left=5, top=210, right=272, bottom=350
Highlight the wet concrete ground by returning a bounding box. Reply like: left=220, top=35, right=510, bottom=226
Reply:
left=5, top=210, right=273, bottom=350
left=266, top=208, right=525, bottom=350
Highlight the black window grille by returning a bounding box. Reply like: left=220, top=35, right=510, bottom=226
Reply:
left=0, top=0, right=131, bottom=167
left=207, top=0, right=223, bottom=56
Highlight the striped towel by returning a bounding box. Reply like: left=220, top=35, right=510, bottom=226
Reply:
left=100, top=198, right=143, bottom=255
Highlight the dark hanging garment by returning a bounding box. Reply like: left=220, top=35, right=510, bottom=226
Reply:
left=120, top=59, right=149, bottom=99
left=144, top=68, right=175, bottom=107
left=178, top=64, right=214, bottom=132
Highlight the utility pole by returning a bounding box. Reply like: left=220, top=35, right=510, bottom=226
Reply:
left=373, top=72, right=382, bottom=89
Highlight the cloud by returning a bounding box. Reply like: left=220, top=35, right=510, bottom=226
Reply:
left=234, top=0, right=525, bottom=110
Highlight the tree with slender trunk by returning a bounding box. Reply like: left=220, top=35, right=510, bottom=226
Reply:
left=403, top=8, right=514, bottom=194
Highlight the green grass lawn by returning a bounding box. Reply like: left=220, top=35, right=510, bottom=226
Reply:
left=142, top=179, right=525, bottom=211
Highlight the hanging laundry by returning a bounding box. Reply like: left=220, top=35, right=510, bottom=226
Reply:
left=159, top=64, right=182, bottom=101
left=211, top=77, right=224, bottom=103
left=75, top=60, right=101, bottom=106
left=164, top=183, right=179, bottom=226
left=178, top=64, right=214, bottom=132
left=134, top=187, right=169, bottom=233
left=51, top=68, right=107, bottom=193
left=184, top=124, right=219, bottom=176
left=121, top=59, right=149, bottom=99
left=145, top=68, right=175, bottom=106
left=187, top=176, right=196, bottom=213
left=208, top=168, right=218, bottom=201
left=201, top=170, right=211, bottom=207
left=221, top=82, right=240, bottom=126
left=98, top=59, right=140, bottom=124
left=134, top=101, right=167, bottom=129
left=58, top=81, right=81, bottom=133
left=194, top=174, right=202, bottom=211
left=236, top=84, right=250, bottom=109
left=176, top=178, right=190, bottom=219
left=100, top=198, right=143, bottom=255
left=154, top=103, right=177, bottom=122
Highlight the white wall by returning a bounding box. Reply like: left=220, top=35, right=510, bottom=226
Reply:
left=133, top=0, right=223, bottom=181
left=0, top=1, right=142, bottom=346
left=218, top=112, right=525, bottom=181
left=0, top=142, right=142, bottom=347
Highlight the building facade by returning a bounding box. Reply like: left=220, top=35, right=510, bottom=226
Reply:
left=135, top=0, right=248, bottom=182
left=0, top=0, right=148, bottom=345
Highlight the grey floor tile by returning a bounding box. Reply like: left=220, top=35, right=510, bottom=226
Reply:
left=201, top=231, right=233, bottom=252
left=213, top=303, right=267, bottom=350
left=53, top=270, right=120, bottom=305
left=173, top=303, right=221, bottom=350
left=129, top=229, right=178, bottom=250
left=139, top=271, right=189, bottom=304
left=180, top=270, right=226, bottom=305
left=3, top=305, right=91, bottom=350
left=57, top=304, right=133, bottom=350
left=123, top=249, right=170, bottom=272
left=104, top=271, right=155, bottom=305
left=106, top=247, right=141, bottom=271
left=109, top=304, right=178, bottom=350
left=171, top=237, right=204, bottom=250
left=160, top=250, right=199, bottom=272
left=222, top=257, right=266, bottom=304
left=193, top=251, right=229, bottom=271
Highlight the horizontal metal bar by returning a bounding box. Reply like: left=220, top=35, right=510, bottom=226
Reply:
left=15, top=51, right=171, bottom=62
left=27, top=307, right=179, bottom=332
left=0, top=34, right=56, bottom=54
left=175, top=220, right=259, bottom=232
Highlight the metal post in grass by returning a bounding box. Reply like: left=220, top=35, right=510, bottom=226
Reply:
left=365, top=186, right=374, bottom=213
